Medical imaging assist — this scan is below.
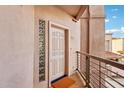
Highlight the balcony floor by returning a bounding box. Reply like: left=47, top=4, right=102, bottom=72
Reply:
left=69, top=72, right=85, bottom=88
left=51, top=71, right=85, bottom=88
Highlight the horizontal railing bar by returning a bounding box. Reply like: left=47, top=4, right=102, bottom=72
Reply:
left=76, top=51, right=124, bottom=88
left=90, top=77, right=100, bottom=88
left=90, top=65, right=124, bottom=87
left=91, top=76, right=111, bottom=88
left=90, top=74, right=109, bottom=88
left=80, top=59, right=87, bottom=61
left=90, top=81, right=96, bottom=88
left=90, top=76, right=107, bottom=88
left=80, top=62, right=86, bottom=66
left=90, top=80, right=107, bottom=88
left=90, top=79, right=101, bottom=88
left=79, top=59, right=86, bottom=63
left=90, top=73, right=99, bottom=82
left=90, top=61, right=124, bottom=78
left=90, top=71, right=115, bottom=88
left=76, top=51, right=124, bottom=70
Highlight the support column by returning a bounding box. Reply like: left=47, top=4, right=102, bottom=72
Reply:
left=89, top=5, right=105, bottom=57
left=80, top=5, right=105, bottom=87
left=80, top=5, right=105, bottom=57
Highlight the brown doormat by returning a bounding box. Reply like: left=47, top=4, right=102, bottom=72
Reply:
left=51, top=77, right=76, bottom=88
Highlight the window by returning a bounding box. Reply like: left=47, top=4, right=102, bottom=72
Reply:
left=39, top=19, right=45, bottom=82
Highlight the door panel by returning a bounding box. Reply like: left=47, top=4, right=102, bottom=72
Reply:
left=50, top=26, right=65, bottom=81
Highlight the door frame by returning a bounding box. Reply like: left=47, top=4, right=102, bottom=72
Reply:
left=48, top=21, right=70, bottom=87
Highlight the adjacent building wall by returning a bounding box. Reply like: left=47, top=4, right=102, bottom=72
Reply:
left=112, top=38, right=124, bottom=54
left=0, top=6, right=34, bottom=88
left=105, top=33, right=112, bottom=52
left=34, top=6, right=80, bottom=87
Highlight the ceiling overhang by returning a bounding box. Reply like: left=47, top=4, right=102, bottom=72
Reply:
left=57, top=5, right=88, bottom=22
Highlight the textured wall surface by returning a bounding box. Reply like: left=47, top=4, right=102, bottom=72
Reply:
left=105, top=34, right=112, bottom=52
left=0, top=6, right=34, bottom=88
left=112, top=38, right=124, bottom=53
left=34, top=6, right=80, bottom=87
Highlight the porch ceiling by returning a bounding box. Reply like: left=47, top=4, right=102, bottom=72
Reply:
left=57, top=5, right=88, bottom=21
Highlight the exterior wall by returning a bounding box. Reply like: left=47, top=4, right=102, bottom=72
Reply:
left=80, top=8, right=89, bottom=54
left=0, top=6, right=34, bottom=87
left=34, top=6, right=80, bottom=87
left=112, top=38, right=124, bottom=54
left=89, top=6, right=105, bottom=56
left=105, top=33, right=112, bottom=52
left=81, top=5, right=105, bottom=57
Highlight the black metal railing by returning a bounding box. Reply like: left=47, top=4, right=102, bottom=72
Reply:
left=76, top=51, right=124, bottom=88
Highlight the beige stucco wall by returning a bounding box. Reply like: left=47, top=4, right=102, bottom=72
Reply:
left=112, top=38, right=124, bottom=53
left=105, top=33, right=112, bottom=52
left=34, top=6, right=80, bottom=87
left=89, top=6, right=105, bottom=57
left=81, top=5, right=105, bottom=57
left=0, top=6, right=34, bottom=88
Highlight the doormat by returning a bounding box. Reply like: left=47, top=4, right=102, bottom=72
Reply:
left=51, top=77, right=76, bottom=88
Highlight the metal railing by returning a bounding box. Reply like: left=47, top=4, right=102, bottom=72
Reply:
left=76, top=51, right=124, bottom=88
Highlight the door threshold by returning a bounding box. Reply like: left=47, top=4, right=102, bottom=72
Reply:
left=51, top=75, right=67, bottom=84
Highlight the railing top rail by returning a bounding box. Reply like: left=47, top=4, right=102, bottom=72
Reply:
left=76, top=51, right=124, bottom=71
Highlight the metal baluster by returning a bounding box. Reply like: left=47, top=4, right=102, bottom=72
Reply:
left=99, top=61, right=101, bottom=88
left=86, top=56, right=90, bottom=87
left=76, top=51, right=79, bottom=70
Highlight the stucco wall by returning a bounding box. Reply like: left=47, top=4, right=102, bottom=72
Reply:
left=112, top=38, right=124, bottom=53
left=89, top=5, right=105, bottom=57
left=0, top=6, right=34, bottom=88
left=81, top=5, right=105, bottom=57
left=105, top=33, right=112, bottom=52
left=34, top=6, right=80, bottom=87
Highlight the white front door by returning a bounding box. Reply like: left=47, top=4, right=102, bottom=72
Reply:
left=50, top=26, right=65, bottom=81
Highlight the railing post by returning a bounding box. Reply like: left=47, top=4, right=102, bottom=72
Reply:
left=86, top=56, right=90, bottom=87
left=76, top=51, right=79, bottom=70
left=77, top=51, right=79, bottom=70
left=99, top=61, right=102, bottom=88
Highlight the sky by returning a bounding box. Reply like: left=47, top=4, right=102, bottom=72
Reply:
left=105, top=5, right=124, bottom=38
